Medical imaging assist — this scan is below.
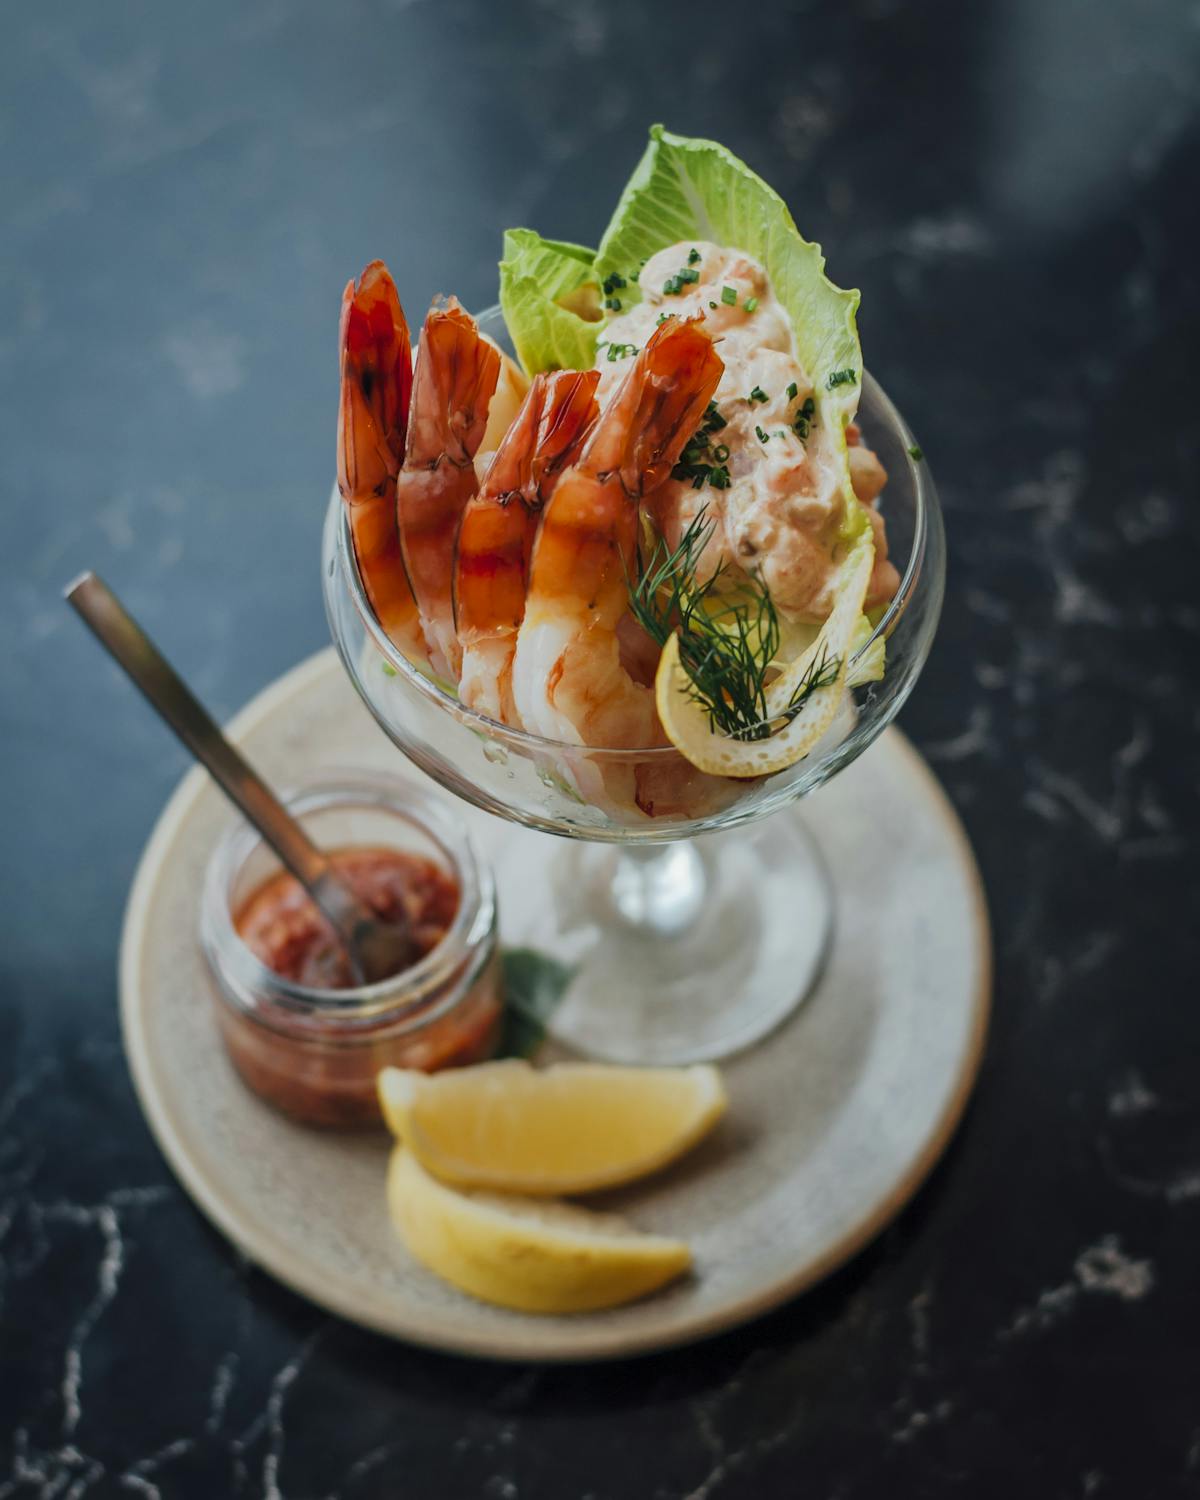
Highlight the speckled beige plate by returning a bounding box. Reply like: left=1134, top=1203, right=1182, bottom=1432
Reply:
left=120, top=649, right=990, bottom=1362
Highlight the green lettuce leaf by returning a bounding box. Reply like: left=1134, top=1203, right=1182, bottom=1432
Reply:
left=593, top=125, right=866, bottom=535
left=498, top=229, right=603, bottom=375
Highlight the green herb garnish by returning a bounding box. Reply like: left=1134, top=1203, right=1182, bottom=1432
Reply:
left=755, top=425, right=769, bottom=443
left=671, top=403, right=730, bottom=489
left=786, top=382, right=798, bottom=401
left=497, top=949, right=576, bottom=1058
left=793, top=396, right=816, bottom=442
left=826, top=368, right=857, bottom=389
left=744, top=296, right=759, bottom=313
left=908, top=443, right=924, bottom=462
left=627, top=512, right=840, bottom=741
left=720, top=286, right=738, bottom=306
left=663, top=267, right=701, bottom=295
left=602, top=272, right=627, bottom=296
left=605, top=341, right=638, bottom=362
left=749, top=386, right=768, bottom=404
left=688, top=247, right=701, bottom=265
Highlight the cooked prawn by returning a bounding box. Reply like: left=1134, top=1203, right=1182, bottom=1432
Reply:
left=396, top=299, right=500, bottom=682
left=336, top=260, right=425, bottom=657
left=455, top=369, right=600, bottom=723
left=511, top=319, right=723, bottom=750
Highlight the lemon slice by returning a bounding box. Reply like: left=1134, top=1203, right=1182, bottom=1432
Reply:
left=655, top=532, right=875, bottom=778
left=378, top=1060, right=726, bottom=1195
left=480, top=346, right=531, bottom=452
left=387, top=1147, right=691, bottom=1313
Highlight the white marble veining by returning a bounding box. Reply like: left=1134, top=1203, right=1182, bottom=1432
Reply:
left=998, top=1237, right=1155, bottom=1342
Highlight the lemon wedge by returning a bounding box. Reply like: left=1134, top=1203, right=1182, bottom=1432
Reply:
left=378, top=1060, right=726, bottom=1195
left=655, top=532, right=875, bottom=778
left=387, top=1147, right=691, bottom=1313
left=480, top=346, right=531, bottom=452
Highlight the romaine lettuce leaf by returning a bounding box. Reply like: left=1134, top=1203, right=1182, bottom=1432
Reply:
left=498, top=229, right=603, bottom=375
left=592, top=125, right=865, bottom=534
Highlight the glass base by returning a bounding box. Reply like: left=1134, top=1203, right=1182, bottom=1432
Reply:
left=494, top=817, right=833, bottom=1065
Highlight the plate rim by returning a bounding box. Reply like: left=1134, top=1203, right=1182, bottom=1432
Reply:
left=119, top=647, right=992, bottom=1363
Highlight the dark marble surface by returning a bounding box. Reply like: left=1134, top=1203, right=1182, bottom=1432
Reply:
left=3, top=0, right=1199, bottom=1494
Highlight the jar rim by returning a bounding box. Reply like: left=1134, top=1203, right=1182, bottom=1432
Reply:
left=200, top=769, right=496, bottom=1029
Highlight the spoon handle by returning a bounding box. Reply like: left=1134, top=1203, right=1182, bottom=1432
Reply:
left=64, top=571, right=370, bottom=976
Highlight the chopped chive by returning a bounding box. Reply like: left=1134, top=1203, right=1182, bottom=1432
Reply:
left=663, top=265, right=700, bottom=296
left=908, top=444, right=924, bottom=462
left=606, top=342, right=638, bottom=362
left=826, top=368, right=857, bottom=389
left=688, top=247, right=701, bottom=265
left=601, top=272, right=627, bottom=296
left=720, top=286, right=738, bottom=306
left=749, top=386, right=768, bottom=404
left=604, top=296, right=622, bottom=311
left=656, top=311, right=671, bottom=325
left=744, top=296, right=759, bottom=313
left=755, top=425, right=769, bottom=443
left=777, top=430, right=788, bottom=440
left=709, top=300, right=718, bottom=310
left=671, top=407, right=733, bottom=491
left=786, top=382, right=798, bottom=401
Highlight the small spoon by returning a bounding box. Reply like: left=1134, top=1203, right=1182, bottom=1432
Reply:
left=65, top=571, right=417, bottom=986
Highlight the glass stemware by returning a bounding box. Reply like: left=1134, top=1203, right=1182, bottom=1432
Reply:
left=323, top=307, right=945, bottom=1064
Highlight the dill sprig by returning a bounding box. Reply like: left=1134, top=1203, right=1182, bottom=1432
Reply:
left=628, top=512, right=840, bottom=742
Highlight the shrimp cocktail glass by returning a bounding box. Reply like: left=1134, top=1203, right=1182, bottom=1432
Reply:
left=323, top=127, right=944, bottom=1064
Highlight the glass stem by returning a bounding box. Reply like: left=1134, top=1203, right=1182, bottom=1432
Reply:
left=608, top=841, right=708, bottom=939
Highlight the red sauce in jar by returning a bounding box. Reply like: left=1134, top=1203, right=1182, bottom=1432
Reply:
left=234, top=846, right=459, bottom=989
left=215, top=845, right=502, bottom=1128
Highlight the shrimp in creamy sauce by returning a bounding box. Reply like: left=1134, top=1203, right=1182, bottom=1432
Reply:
left=511, top=319, right=723, bottom=750
left=599, top=241, right=899, bottom=620
left=455, top=369, right=599, bottom=723
left=396, top=299, right=500, bottom=682
left=335, top=237, right=899, bottom=821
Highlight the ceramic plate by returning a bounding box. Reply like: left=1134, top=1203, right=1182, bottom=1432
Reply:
left=120, top=650, right=990, bottom=1362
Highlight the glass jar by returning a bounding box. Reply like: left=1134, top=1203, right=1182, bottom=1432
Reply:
left=199, top=771, right=502, bottom=1128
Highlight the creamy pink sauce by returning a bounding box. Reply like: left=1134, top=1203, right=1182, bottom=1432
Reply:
left=596, top=241, right=898, bottom=620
